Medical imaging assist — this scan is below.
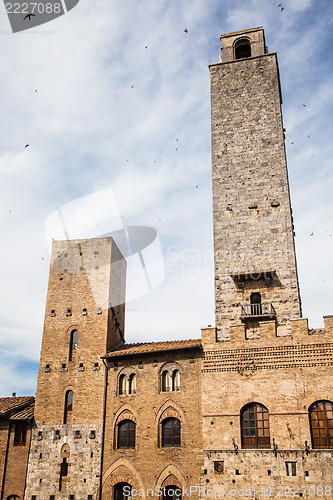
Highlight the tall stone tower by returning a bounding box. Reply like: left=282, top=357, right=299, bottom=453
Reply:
left=24, top=237, right=126, bottom=500
left=210, top=27, right=301, bottom=340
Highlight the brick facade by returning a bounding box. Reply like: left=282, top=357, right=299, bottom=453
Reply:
left=102, top=342, right=202, bottom=500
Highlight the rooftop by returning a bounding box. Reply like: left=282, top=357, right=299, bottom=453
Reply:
left=104, top=339, right=202, bottom=358
left=0, top=396, right=35, bottom=420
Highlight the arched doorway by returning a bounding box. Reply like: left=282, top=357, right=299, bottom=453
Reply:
left=250, top=292, right=262, bottom=316
left=163, top=486, right=182, bottom=500
left=114, top=482, right=132, bottom=500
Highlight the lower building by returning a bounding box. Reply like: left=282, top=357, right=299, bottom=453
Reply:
left=0, top=397, right=34, bottom=500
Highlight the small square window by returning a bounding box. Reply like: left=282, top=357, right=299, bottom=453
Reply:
left=32, top=496, right=36, bottom=500
left=75, top=430, right=81, bottom=439
left=305, top=471, right=309, bottom=477
left=66, top=308, right=72, bottom=316
left=286, top=462, right=297, bottom=476
left=89, top=430, right=96, bottom=439
left=50, top=310, right=56, bottom=317
left=82, top=308, right=87, bottom=315
left=39, top=453, right=42, bottom=459
left=55, top=430, right=60, bottom=439
left=50, top=496, right=55, bottom=500
left=88, top=496, right=93, bottom=500
left=97, top=307, right=102, bottom=314
left=69, top=496, right=75, bottom=500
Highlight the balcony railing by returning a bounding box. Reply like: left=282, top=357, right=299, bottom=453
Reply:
left=240, top=302, right=276, bottom=321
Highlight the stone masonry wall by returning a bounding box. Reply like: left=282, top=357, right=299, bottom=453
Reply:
left=25, top=237, right=126, bottom=500
left=210, top=36, right=301, bottom=340
left=24, top=423, right=102, bottom=500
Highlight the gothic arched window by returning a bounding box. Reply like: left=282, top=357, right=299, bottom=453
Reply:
left=117, top=420, right=136, bottom=449
left=241, top=403, right=270, bottom=448
left=162, top=418, right=181, bottom=447
left=309, top=400, right=333, bottom=449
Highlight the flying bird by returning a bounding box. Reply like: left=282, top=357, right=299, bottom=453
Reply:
left=303, top=104, right=306, bottom=107
left=25, top=144, right=30, bottom=148
left=23, top=13, right=36, bottom=20
left=184, top=28, right=188, bottom=33
left=310, top=232, right=314, bottom=236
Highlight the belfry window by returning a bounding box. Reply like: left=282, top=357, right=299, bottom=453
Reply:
left=235, top=38, right=251, bottom=59
left=63, top=390, right=73, bottom=424
left=309, top=400, right=333, bottom=449
left=69, top=329, right=78, bottom=361
left=241, top=403, right=270, bottom=448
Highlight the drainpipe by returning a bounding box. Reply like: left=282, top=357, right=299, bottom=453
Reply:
left=99, top=357, right=109, bottom=500
left=1, top=420, right=12, bottom=500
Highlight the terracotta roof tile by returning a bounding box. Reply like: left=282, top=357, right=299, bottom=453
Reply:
left=105, top=339, right=201, bottom=358
left=0, top=396, right=35, bottom=419
left=10, top=400, right=35, bottom=420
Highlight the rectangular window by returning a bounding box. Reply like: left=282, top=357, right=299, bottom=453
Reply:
left=14, top=422, right=28, bottom=445
left=286, top=462, right=297, bottom=476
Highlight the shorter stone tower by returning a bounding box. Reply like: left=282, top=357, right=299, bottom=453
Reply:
left=210, top=27, right=302, bottom=340
left=24, top=237, right=126, bottom=500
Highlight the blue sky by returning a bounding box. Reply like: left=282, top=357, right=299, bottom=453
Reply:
left=0, top=0, right=332, bottom=396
